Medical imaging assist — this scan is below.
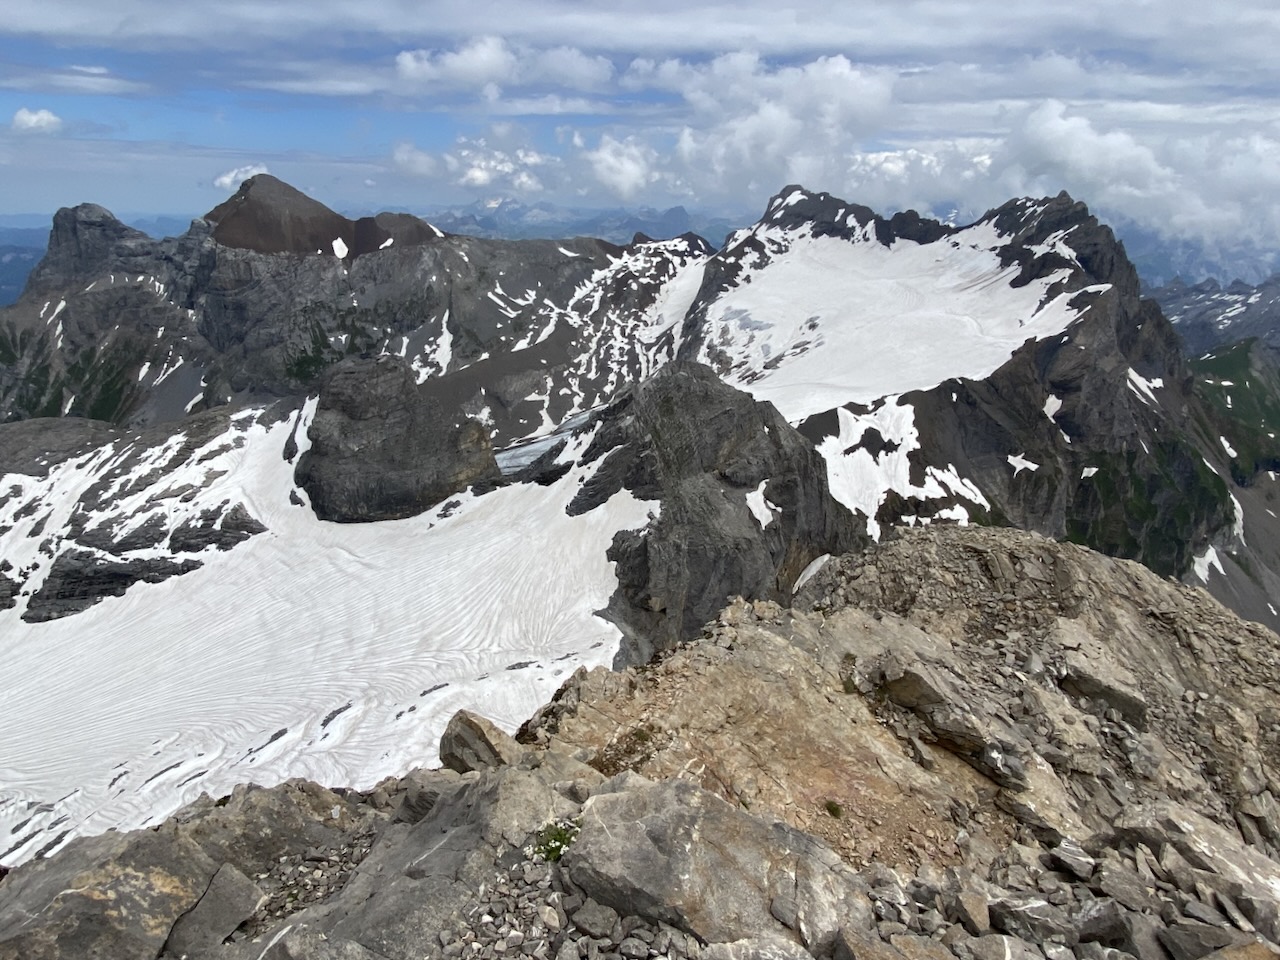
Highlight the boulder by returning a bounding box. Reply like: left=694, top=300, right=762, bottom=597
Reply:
left=1112, top=801, right=1280, bottom=905
left=438, top=709, right=524, bottom=774
left=563, top=778, right=871, bottom=953
left=165, top=862, right=265, bottom=957
left=988, top=894, right=1078, bottom=946
left=0, top=830, right=219, bottom=960
left=1157, top=923, right=1254, bottom=960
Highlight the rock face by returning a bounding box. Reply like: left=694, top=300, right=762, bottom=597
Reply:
left=295, top=356, right=500, bottom=522
left=0, top=405, right=288, bottom=622
left=205, top=174, right=443, bottom=259
left=4, top=526, right=1280, bottom=960
left=568, top=362, right=862, bottom=662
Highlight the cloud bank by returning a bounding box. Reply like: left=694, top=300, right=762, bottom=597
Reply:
left=2, top=1, right=1279, bottom=277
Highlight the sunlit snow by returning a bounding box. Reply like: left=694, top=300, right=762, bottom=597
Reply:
left=746, top=480, right=776, bottom=529
left=700, top=225, right=1102, bottom=422
left=1193, top=546, right=1225, bottom=583
left=0, top=408, right=653, bottom=863
left=1008, top=453, right=1040, bottom=475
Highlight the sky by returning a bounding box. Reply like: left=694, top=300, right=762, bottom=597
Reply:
left=2, top=1, right=1280, bottom=272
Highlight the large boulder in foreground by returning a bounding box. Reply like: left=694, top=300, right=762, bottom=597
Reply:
left=295, top=356, right=500, bottom=522
left=563, top=778, right=872, bottom=954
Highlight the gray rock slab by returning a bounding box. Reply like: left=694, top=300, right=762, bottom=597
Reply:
left=166, top=862, right=265, bottom=957
left=563, top=779, right=870, bottom=953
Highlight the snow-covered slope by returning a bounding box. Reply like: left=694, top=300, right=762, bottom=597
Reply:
left=0, top=407, right=652, bottom=864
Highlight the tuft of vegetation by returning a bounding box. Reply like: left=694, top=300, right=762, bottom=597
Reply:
left=528, top=817, right=581, bottom=862
left=824, top=799, right=844, bottom=819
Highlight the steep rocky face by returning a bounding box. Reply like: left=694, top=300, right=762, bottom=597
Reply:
left=295, top=355, right=500, bottom=522
left=565, top=362, right=863, bottom=663
left=0, top=179, right=1249, bottom=607
left=3, top=526, right=1279, bottom=960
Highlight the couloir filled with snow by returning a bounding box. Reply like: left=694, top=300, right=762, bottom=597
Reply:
left=0, top=406, right=653, bottom=864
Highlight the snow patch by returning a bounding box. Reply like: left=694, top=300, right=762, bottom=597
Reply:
left=1192, top=546, right=1225, bottom=583
left=1007, top=453, right=1040, bottom=475
left=793, top=554, right=830, bottom=594
left=745, top=481, right=776, bottom=529
left=700, top=225, right=1100, bottom=422
left=817, top=399, right=989, bottom=540
left=1126, top=369, right=1163, bottom=405
left=332, top=237, right=348, bottom=259
left=0, top=415, right=655, bottom=863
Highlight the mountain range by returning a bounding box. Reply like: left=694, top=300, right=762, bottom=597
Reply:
left=2, top=174, right=1279, bottom=881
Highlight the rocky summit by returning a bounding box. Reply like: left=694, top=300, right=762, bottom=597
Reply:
left=2, top=525, right=1279, bottom=960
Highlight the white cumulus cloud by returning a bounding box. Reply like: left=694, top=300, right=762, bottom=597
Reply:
left=11, top=107, right=63, bottom=133
left=213, top=164, right=270, bottom=190
left=396, top=36, right=518, bottom=89
left=584, top=135, right=656, bottom=199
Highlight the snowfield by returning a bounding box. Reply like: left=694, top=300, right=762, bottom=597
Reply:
left=695, top=221, right=1102, bottom=531
left=699, top=224, right=1100, bottom=421
left=0, top=406, right=653, bottom=864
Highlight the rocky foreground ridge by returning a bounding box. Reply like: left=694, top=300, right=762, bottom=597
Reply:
left=3, top=525, right=1279, bottom=960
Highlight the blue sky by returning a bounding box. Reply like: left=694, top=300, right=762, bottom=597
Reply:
left=2, top=0, right=1280, bottom=267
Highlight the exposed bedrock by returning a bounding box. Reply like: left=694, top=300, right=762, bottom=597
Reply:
left=295, top=355, right=501, bottom=522
left=569, top=361, right=864, bottom=664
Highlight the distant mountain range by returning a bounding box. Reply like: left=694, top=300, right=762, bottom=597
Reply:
left=414, top=197, right=746, bottom=247
left=1148, top=274, right=1280, bottom=356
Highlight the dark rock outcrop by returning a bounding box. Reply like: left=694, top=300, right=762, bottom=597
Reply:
left=295, top=356, right=500, bottom=522
left=570, top=362, right=862, bottom=663
left=22, top=548, right=203, bottom=622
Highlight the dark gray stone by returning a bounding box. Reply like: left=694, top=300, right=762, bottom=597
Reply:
left=1073, top=898, right=1128, bottom=945
left=295, top=356, right=500, bottom=522
left=563, top=779, right=870, bottom=952
left=1091, top=861, right=1159, bottom=913
left=1050, top=839, right=1097, bottom=881
left=1157, top=923, right=1252, bottom=960
left=574, top=900, right=622, bottom=939
left=941, top=868, right=991, bottom=936
left=988, top=893, right=1078, bottom=945
left=165, top=862, right=264, bottom=956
